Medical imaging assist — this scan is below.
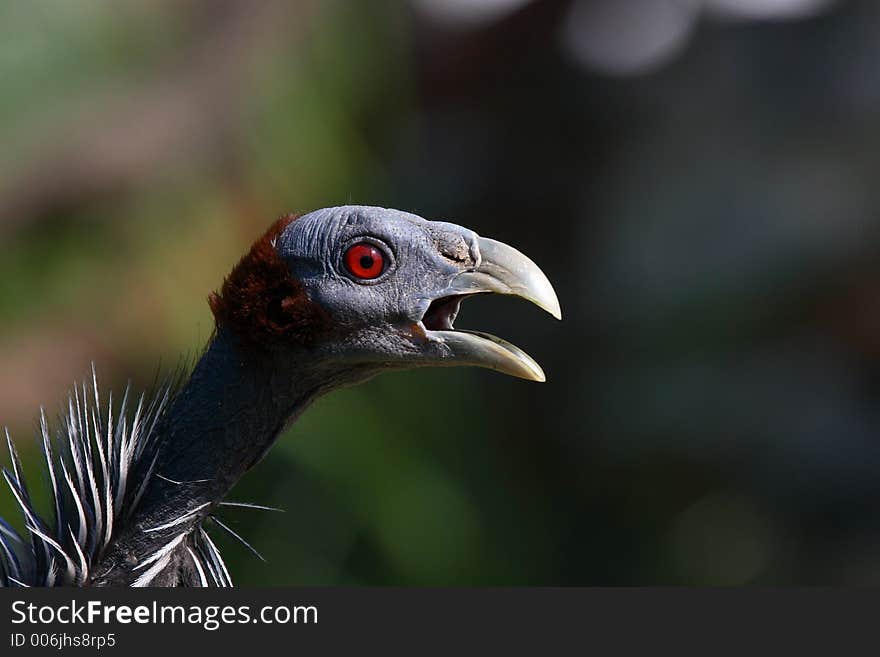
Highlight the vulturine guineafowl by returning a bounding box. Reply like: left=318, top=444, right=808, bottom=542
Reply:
left=0, top=206, right=561, bottom=587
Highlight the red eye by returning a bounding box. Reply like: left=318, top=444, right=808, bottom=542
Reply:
left=344, top=242, right=385, bottom=279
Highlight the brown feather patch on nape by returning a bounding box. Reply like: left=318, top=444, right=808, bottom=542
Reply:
left=209, top=214, right=331, bottom=346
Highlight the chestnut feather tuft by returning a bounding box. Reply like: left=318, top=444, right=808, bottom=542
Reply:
left=209, top=214, right=331, bottom=346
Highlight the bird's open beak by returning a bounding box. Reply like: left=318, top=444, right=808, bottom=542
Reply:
left=417, top=237, right=562, bottom=382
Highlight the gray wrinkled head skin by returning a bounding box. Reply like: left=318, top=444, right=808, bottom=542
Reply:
left=278, top=205, right=477, bottom=365
left=276, top=205, right=560, bottom=382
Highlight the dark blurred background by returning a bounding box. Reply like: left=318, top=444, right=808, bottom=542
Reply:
left=3, top=0, right=880, bottom=585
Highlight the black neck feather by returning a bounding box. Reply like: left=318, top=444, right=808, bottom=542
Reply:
left=90, top=328, right=360, bottom=585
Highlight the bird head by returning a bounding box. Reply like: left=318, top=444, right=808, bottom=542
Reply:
left=209, top=206, right=561, bottom=382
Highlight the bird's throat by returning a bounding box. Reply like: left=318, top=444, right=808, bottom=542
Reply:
left=152, top=328, right=346, bottom=504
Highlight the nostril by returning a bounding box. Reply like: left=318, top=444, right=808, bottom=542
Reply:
left=431, top=231, right=475, bottom=266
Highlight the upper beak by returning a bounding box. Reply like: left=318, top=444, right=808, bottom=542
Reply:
left=420, top=236, right=561, bottom=382
left=450, top=237, right=562, bottom=320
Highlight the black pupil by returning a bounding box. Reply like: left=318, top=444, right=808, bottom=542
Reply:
left=359, top=254, right=375, bottom=270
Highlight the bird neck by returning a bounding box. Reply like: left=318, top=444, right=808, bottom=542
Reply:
left=91, top=328, right=368, bottom=585
left=150, top=328, right=352, bottom=507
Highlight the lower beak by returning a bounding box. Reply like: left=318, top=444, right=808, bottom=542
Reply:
left=420, top=237, right=561, bottom=382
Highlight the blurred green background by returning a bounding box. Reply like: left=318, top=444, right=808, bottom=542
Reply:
left=3, top=0, right=880, bottom=585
